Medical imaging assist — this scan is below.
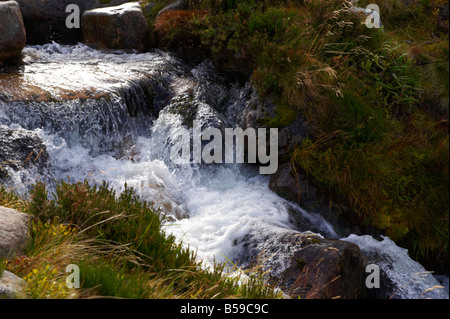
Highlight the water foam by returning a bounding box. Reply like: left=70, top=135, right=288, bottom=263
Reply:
left=1, top=43, right=447, bottom=299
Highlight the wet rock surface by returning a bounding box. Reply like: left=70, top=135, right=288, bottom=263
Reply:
left=344, top=234, right=449, bottom=299
left=229, top=84, right=309, bottom=157
left=5, top=0, right=136, bottom=44
left=0, top=270, right=24, bottom=299
left=0, top=127, right=52, bottom=185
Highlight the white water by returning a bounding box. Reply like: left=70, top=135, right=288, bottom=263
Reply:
left=1, top=43, right=448, bottom=299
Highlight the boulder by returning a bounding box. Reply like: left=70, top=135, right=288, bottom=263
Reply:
left=0, top=206, right=30, bottom=259
left=0, top=270, right=24, bottom=299
left=2, top=0, right=136, bottom=44
left=0, top=127, right=52, bottom=186
left=82, top=2, right=149, bottom=52
left=229, top=85, right=309, bottom=157
left=438, top=3, right=449, bottom=33
left=156, top=0, right=190, bottom=17
left=268, top=161, right=364, bottom=237
left=235, top=228, right=365, bottom=299
left=0, top=1, right=26, bottom=65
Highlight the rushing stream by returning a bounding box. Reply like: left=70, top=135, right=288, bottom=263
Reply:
left=0, top=43, right=448, bottom=299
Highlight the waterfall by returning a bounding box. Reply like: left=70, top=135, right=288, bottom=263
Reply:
left=0, top=43, right=448, bottom=299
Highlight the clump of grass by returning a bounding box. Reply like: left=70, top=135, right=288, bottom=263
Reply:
left=21, top=264, right=75, bottom=299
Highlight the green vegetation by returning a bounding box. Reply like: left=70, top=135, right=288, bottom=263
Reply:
left=147, top=0, right=449, bottom=271
left=1, top=0, right=448, bottom=299
left=0, top=183, right=281, bottom=299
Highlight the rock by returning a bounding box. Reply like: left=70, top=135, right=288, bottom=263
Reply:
left=153, top=92, right=229, bottom=168
left=82, top=2, right=149, bottom=52
left=0, top=270, right=24, bottom=299
left=276, top=233, right=364, bottom=299
left=235, top=227, right=365, bottom=299
left=229, top=84, right=309, bottom=157
left=438, top=3, right=449, bottom=33
left=143, top=2, right=155, bottom=14
left=0, top=127, right=52, bottom=187
left=3, top=0, right=137, bottom=44
left=153, top=7, right=208, bottom=64
left=156, top=0, right=189, bottom=17
left=0, top=1, right=26, bottom=65
left=268, top=161, right=302, bottom=204
left=344, top=234, right=450, bottom=299
left=0, top=206, right=30, bottom=259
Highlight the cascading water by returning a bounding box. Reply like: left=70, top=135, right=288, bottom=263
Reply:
left=0, top=43, right=448, bottom=299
